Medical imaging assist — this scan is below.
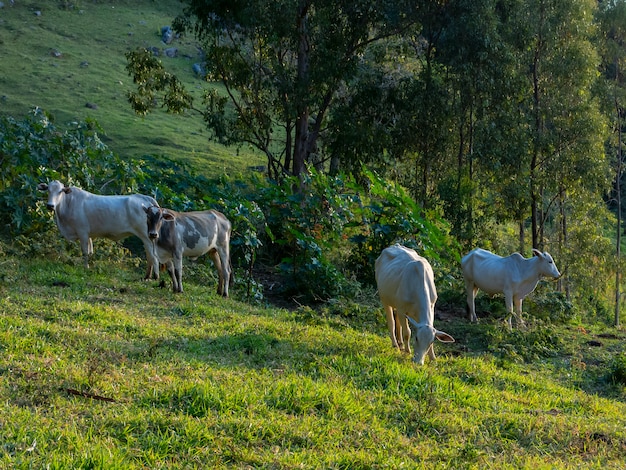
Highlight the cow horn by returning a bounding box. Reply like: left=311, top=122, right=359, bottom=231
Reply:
left=406, top=315, right=421, bottom=329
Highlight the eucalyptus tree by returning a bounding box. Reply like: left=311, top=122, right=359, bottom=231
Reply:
left=126, top=0, right=420, bottom=181
left=597, top=0, right=626, bottom=326
left=435, top=0, right=529, bottom=247
left=499, top=0, right=612, bottom=310
left=325, top=33, right=455, bottom=209
left=513, top=0, right=608, bottom=251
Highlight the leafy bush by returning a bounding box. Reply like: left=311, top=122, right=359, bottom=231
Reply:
left=1, top=110, right=460, bottom=306
left=606, top=353, right=626, bottom=386
left=345, top=167, right=459, bottom=286
left=526, top=291, right=575, bottom=324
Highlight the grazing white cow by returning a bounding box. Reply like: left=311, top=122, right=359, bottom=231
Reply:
left=38, top=180, right=159, bottom=279
left=144, top=205, right=232, bottom=296
left=461, top=248, right=561, bottom=328
left=375, top=244, right=455, bottom=365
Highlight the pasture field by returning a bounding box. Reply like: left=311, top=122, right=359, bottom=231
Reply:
left=0, top=0, right=263, bottom=172
left=0, top=243, right=625, bottom=469
left=2, top=1, right=626, bottom=468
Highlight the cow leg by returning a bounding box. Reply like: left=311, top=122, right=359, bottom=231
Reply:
left=513, top=296, right=525, bottom=328
left=165, top=260, right=177, bottom=292
left=394, top=312, right=405, bottom=350
left=171, top=255, right=183, bottom=293
left=142, top=250, right=158, bottom=281
left=465, top=280, right=478, bottom=322
left=397, top=312, right=411, bottom=354
left=78, top=236, right=92, bottom=268
left=217, top=244, right=233, bottom=297
left=218, top=245, right=231, bottom=297
left=209, top=250, right=223, bottom=295
left=209, top=248, right=231, bottom=297
left=142, top=240, right=159, bottom=281
left=504, top=291, right=514, bottom=330
left=383, top=304, right=400, bottom=349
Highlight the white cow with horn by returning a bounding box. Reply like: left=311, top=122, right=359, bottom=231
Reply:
left=461, top=247, right=561, bottom=328
left=38, top=180, right=159, bottom=279
left=375, top=244, right=455, bottom=365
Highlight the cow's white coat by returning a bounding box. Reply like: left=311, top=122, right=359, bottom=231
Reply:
left=375, top=244, right=454, bottom=365
left=461, top=247, right=561, bottom=328
left=38, top=180, right=159, bottom=278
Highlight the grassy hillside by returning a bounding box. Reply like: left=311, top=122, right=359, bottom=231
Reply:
left=0, top=0, right=263, bottom=173
left=0, top=246, right=625, bottom=468
left=2, top=2, right=626, bottom=468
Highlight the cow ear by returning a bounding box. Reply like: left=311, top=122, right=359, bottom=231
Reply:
left=435, top=330, right=455, bottom=343
left=142, top=204, right=149, bottom=214
left=532, top=248, right=542, bottom=258
left=37, top=183, right=48, bottom=191
left=63, top=187, right=72, bottom=194
left=163, top=211, right=175, bottom=221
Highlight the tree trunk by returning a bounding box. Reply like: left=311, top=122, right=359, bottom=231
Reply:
left=293, top=1, right=311, bottom=177
left=616, top=96, right=623, bottom=328
left=530, top=1, right=545, bottom=251
left=558, top=185, right=569, bottom=299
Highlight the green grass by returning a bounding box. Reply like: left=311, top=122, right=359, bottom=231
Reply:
left=0, top=0, right=264, bottom=174
left=2, top=2, right=626, bottom=468
left=0, top=243, right=625, bottom=469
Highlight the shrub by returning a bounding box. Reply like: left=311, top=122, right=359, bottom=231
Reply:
left=345, top=167, right=460, bottom=286
left=1, top=110, right=460, bottom=306
left=607, top=353, right=626, bottom=386
left=526, top=290, right=575, bottom=325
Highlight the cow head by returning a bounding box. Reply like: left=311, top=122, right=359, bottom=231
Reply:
left=532, top=248, right=561, bottom=279
left=38, top=180, right=71, bottom=212
left=143, top=205, right=175, bottom=241
left=407, top=316, right=455, bottom=365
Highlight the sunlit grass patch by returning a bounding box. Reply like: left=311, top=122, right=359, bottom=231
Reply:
left=0, top=254, right=625, bottom=468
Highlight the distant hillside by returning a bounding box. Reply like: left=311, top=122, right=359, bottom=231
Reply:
left=0, top=0, right=263, bottom=174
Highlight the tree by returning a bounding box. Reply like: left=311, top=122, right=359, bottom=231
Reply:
left=597, top=0, right=626, bottom=326
left=126, top=0, right=420, bottom=181
left=515, top=0, right=607, bottom=251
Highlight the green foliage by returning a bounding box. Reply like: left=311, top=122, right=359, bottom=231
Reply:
left=607, top=353, right=626, bottom=386
left=249, top=169, right=357, bottom=302
left=487, top=324, right=565, bottom=364
left=526, top=291, right=575, bottom=325
left=125, top=48, right=194, bottom=116
left=0, top=109, right=150, bottom=236
left=346, top=167, right=459, bottom=285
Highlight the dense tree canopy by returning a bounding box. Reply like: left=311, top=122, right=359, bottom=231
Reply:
left=125, top=0, right=626, bottom=320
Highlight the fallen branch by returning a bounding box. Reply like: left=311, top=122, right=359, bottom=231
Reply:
left=64, top=388, right=116, bottom=403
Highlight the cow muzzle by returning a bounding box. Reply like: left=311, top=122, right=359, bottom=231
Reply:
left=149, top=231, right=159, bottom=240
left=46, top=204, right=55, bottom=212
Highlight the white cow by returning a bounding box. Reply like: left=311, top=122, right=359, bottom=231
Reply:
left=375, top=244, right=455, bottom=365
left=38, top=180, right=159, bottom=279
left=461, top=248, right=561, bottom=328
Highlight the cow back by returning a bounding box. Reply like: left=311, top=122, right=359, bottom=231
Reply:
left=376, top=245, right=436, bottom=323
